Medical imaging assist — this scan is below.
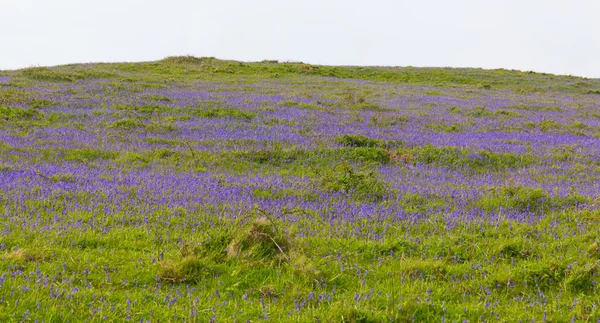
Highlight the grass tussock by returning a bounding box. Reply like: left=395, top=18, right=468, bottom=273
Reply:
left=336, top=134, right=387, bottom=148
left=0, top=89, right=29, bottom=105
left=477, top=185, right=589, bottom=213
left=320, top=163, right=391, bottom=202
left=158, top=214, right=323, bottom=285
left=227, top=217, right=290, bottom=261
left=2, top=248, right=52, bottom=263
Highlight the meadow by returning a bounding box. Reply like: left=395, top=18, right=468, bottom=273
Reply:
left=0, top=57, right=599, bottom=322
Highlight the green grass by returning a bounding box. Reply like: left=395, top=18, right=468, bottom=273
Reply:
left=1, top=211, right=598, bottom=321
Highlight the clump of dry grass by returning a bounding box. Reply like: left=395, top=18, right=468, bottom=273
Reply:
left=158, top=214, right=329, bottom=284
left=158, top=256, right=224, bottom=283
left=2, top=248, right=51, bottom=263
left=227, top=217, right=290, bottom=261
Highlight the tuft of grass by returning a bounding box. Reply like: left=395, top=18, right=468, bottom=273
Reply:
left=477, top=186, right=588, bottom=213
left=337, top=134, right=386, bottom=148
left=62, top=148, right=118, bottom=162
left=2, top=248, right=52, bottom=263
left=429, top=123, right=464, bottom=133
left=227, top=217, right=290, bottom=261
left=347, top=147, right=391, bottom=164
left=28, top=99, right=56, bottom=109
left=193, top=107, right=256, bottom=120
left=517, top=262, right=567, bottom=290
left=109, top=118, right=144, bottom=129
left=397, top=145, right=534, bottom=171
left=588, top=242, right=600, bottom=259
left=350, top=102, right=386, bottom=111
left=158, top=256, right=226, bottom=283
left=0, top=89, right=29, bottom=105
left=566, top=261, right=600, bottom=294
left=494, top=239, right=532, bottom=260
left=369, top=113, right=409, bottom=127
left=0, top=163, right=14, bottom=172
left=320, top=163, right=391, bottom=202
left=0, top=105, right=43, bottom=120
left=282, top=101, right=326, bottom=111
left=234, top=147, right=306, bottom=166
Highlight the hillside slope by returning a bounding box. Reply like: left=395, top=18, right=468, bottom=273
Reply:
left=1, top=57, right=599, bottom=321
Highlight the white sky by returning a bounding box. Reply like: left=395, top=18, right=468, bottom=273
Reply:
left=1, top=0, right=599, bottom=78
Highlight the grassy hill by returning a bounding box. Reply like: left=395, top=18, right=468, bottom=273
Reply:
left=1, top=57, right=599, bottom=321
